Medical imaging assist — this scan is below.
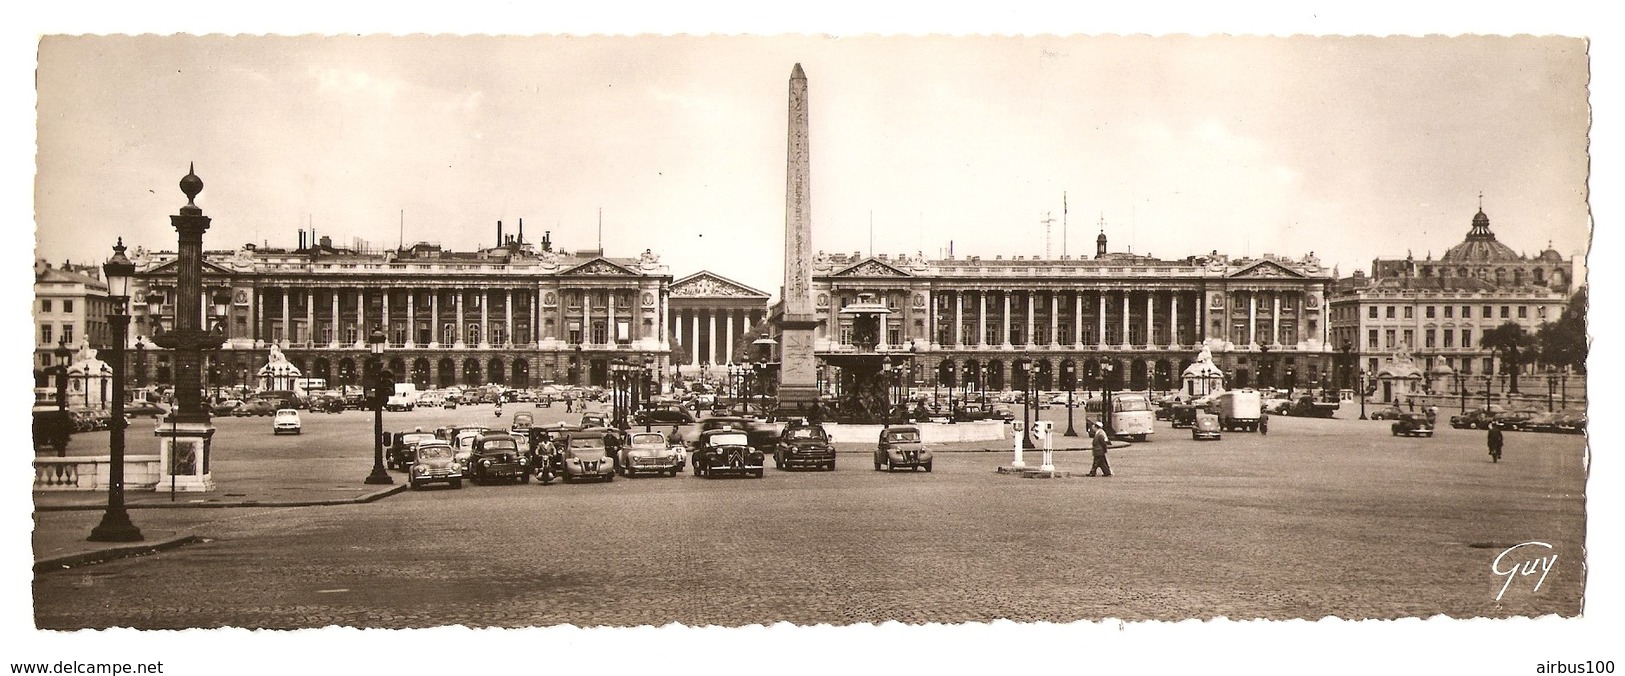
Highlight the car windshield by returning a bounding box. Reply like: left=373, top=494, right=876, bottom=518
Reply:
left=402, top=433, right=435, bottom=444
left=630, top=433, right=667, bottom=446
left=1113, top=397, right=1150, bottom=412
left=885, top=430, right=920, bottom=443
left=481, top=439, right=518, bottom=451
left=708, top=433, right=748, bottom=447
left=275, top=410, right=297, bottom=418
left=785, top=427, right=826, bottom=441
left=569, top=436, right=606, bottom=450
left=416, top=445, right=452, bottom=460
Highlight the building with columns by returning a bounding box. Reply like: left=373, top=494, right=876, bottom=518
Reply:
left=666, top=272, right=772, bottom=374
left=33, top=260, right=113, bottom=394
left=126, top=228, right=674, bottom=391
left=806, top=232, right=1336, bottom=394
left=1328, top=203, right=1576, bottom=392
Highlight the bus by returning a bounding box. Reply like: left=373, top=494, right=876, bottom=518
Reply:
left=1084, top=393, right=1156, bottom=441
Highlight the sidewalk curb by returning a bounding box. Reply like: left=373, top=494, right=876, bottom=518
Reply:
left=34, top=534, right=204, bottom=573
left=33, top=484, right=410, bottom=513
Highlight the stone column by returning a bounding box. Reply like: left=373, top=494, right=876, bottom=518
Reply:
left=725, top=309, right=735, bottom=361
left=1098, top=292, right=1106, bottom=347
left=1170, top=293, right=1180, bottom=347
left=1025, top=292, right=1035, bottom=347
left=978, top=293, right=987, bottom=347
left=304, top=288, right=314, bottom=346
left=607, top=292, right=617, bottom=346
left=382, top=290, right=391, bottom=343
left=478, top=290, right=489, bottom=348
left=405, top=289, right=416, bottom=347
left=355, top=290, right=365, bottom=347
left=254, top=289, right=264, bottom=347
left=689, top=309, right=699, bottom=365
left=1073, top=292, right=1083, bottom=347
left=505, top=289, right=514, bottom=347
left=1248, top=293, right=1257, bottom=345
left=953, top=292, right=963, bottom=347
left=1050, top=292, right=1060, bottom=347
left=430, top=292, right=440, bottom=347
left=280, top=291, right=290, bottom=345
left=330, top=290, right=340, bottom=348
left=1272, top=293, right=1281, bottom=346
left=1121, top=292, right=1130, bottom=347
left=454, top=291, right=465, bottom=347
left=708, top=311, right=718, bottom=364
left=1001, top=293, right=1012, bottom=347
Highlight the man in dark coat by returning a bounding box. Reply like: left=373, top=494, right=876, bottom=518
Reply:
left=1086, top=421, right=1113, bottom=477
left=1488, top=426, right=1504, bottom=462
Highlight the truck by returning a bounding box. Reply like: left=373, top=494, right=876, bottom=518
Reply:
left=1208, top=389, right=1263, bottom=432
left=386, top=383, right=419, bottom=412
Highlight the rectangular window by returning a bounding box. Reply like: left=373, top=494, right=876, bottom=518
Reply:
left=1367, top=329, right=1378, bottom=349
left=1500, top=306, right=1510, bottom=319
left=1460, top=359, right=1471, bottom=374
left=1384, top=329, right=1395, bottom=349
left=61, top=324, right=74, bottom=344
left=1425, top=306, right=1435, bottom=319
left=616, top=321, right=630, bottom=343
left=1403, top=329, right=1413, bottom=349
left=1444, top=306, right=1454, bottom=319
left=1385, top=306, right=1395, bottom=319
left=41, top=324, right=52, bottom=344
left=41, top=299, right=52, bottom=313
left=1483, top=357, right=1494, bottom=374
left=1483, top=306, right=1493, bottom=319
left=1425, top=329, right=1436, bottom=348
left=888, top=327, right=901, bottom=347
left=1368, top=306, right=1378, bottom=319
left=63, top=300, right=73, bottom=313
left=1461, top=329, right=1472, bottom=348
left=1461, top=306, right=1470, bottom=319
left=1518, top=306, right=1528, bottom=319
left=591, top=322, right=606, bottom=345
left=1444, top=330, right=1454, bottom=348
left=1403, top=306, right=1414, bottom=319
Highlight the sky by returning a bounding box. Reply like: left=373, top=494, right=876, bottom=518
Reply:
left=6, top=4, right=1622, bottom=674
left=32, top=34, right=1591, bottom=296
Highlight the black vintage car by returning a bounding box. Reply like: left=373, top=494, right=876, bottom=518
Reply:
left=466, top=432, right=529, bottom=484
left=634, top=402, right=696, bottom=426
left=774, top=420, right=835, bottom=471
left=387, top=431, right=441, bottom=470
left=1169, top=404, right=1199, bottom=428
left=692, top=428, right=765, bottom=478
left=1390, top=412, right=1435, bottom=437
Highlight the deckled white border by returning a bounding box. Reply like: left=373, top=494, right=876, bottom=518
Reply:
left=3, top=3, right=1617, bottom=675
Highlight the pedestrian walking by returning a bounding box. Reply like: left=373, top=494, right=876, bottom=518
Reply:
left=1086, top=421, right=1113, bottom=477
left=1259, top=411, right=1269, bottom=436
left=1425, top=405, right=1438, bottom=428
left=565, top=395, right=574, bottom=413
left=1488, top=426, right=1504, bottom=462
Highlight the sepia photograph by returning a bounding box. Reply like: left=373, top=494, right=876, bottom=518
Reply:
left=7, top=5, right=1619, bottom=675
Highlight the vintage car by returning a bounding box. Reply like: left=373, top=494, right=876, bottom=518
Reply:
left=634, top=403, right=697, bottom=426
left=406, top=442, right=463, bottom=490
left=466, top=432, right=529, bottom=484
left=692, top=428, right=765, bottom=478
left=232, top=400, right=278, bottom=417
left=1169, top=404, right=1200, bottom=429
left=442, top=397, right=458, bottom=409
left=123, top=400, right=170, bottom=418
left=579, top=412, right=609, bottom=429
left=452, top=428, right=490, bottom=469
left=692, top=416, right=752, bottom=445
left=272, top=409, right=302, bottom=435
left=1390, top=412, right=1434, bottom=437
left=559, top=428, right=618, bottom=482
left=1262, top=397, right=1294, bottom=415
left=1551, top=410, right=1588, bottom=435
left=1366, top=405, right=1404, bottom=421
left=874, top=425, right=932, bottom=472
left=209, top=399, right=243, bottom=416
left=1192, top=413, right=1222, bottom=441
left=618, top=431, right=683, bottom=477
left=387, top=431, right=441, bottom=470
left=1491, top=408, right=1544, bottom=431
left=774, top=420, right=836, bottom=471
left=510, top=411, right=535, bottom=436
left=1450, top=405, right=1507, bottom=429
left=1285, top=395, right=1341, bottom=418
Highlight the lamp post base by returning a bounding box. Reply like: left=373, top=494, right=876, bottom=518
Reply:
left=88, top=508, right=144, bottom=542
left=364, top=467, right=394, bottom=485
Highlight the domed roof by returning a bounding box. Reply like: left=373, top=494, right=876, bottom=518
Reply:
left=1439, top=207, right=1522, bottom=262
left=1538, top=242, right=1565, bottom=263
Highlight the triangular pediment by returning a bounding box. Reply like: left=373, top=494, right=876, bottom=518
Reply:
left=1228, top=260, right=1306, bottom=279
left=832, top=258, right=911, bottom=278
left=559, top=258, right=639, bottom=276
left=671, top=271, right=770, bottom=299
left=144, top=259, right=239, bottom=277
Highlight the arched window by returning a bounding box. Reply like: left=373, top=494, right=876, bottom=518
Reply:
left=466, top=323, right=480, bottom=345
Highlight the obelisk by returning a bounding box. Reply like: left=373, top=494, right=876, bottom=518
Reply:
left=777, top=63, right=820, bottom=407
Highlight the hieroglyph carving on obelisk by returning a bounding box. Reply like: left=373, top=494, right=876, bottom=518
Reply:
left=777, top=63, right=820, bottom=406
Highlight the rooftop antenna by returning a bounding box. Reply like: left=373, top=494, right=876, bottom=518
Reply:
left=1040, top=211, right=1056, bottom=259
left=399, top=210, right=404, bottom=249
left=1062, top=191, right=1068, bottom=258
left=869, top=210, right=874, bottom=258
left=597, top=208, right=603, bottom=251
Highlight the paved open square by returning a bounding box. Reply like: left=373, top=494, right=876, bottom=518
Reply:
left=32, top=403, right=1585, bottom=628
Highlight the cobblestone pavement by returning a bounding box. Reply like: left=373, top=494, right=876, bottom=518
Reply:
left=34, top=403, right=1586, bottom=628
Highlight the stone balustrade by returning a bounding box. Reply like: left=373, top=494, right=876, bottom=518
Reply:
left=33, top=455, right=163, bottom=492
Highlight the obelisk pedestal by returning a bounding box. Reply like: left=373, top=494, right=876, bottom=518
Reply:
left=778, top=63, right=820, bottom=409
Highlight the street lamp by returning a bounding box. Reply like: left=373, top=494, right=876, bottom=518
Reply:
left=1358, top=369, right=1368, bottom=420
left=1546, top=365, right=1557, bottom=412
left=364, top=328, right=393, bottom=485
left=1101, top=361, right=1116, bottom=437
left=1456, top=371, right=1467, bottom=415
left=133, top=336, right=147, bottom=390
left=1017, top=358, right=1034, bottom=450
left=574, top=345, right=584, bottom=388
left=1062, top=361, right=1078, bottom=437
left=89, top=238, right=143, bottom=542
left=53, top=336, right=72, bottom=416
left=1339, top=340, right=1354, bottom=393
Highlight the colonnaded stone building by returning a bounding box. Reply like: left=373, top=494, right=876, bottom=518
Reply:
left=1328, top=202, right=1577, bottom=393
left=126, top=225, right=695, bottom=390
left=806, top=230, right=1337, bottom=393
left=666, top=272, right=773, bottom=373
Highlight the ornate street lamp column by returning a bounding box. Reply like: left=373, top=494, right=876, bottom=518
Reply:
left=89, top=239, right=143, bottom=542
left=148, top=165, right=224, bottom=492
left=365, top=328, right=393, bottom=485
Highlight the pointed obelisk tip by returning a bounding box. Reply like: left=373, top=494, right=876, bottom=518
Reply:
left=791, top=63, right=805, bottom=80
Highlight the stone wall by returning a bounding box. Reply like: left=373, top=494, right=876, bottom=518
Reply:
left=33, top=455, right=163, bottom=492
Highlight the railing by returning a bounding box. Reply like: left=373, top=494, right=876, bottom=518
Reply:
left=33, top=455, right=164, bottom=492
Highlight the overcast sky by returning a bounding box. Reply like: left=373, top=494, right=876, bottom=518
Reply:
left=35, top=35, right=1590, bottom=296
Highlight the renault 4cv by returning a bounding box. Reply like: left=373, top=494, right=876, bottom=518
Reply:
left=775, top=419, right=836, bottom=471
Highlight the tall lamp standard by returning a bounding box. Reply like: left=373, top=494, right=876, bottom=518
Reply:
left=1062, top=361, right=1078, bottom=437
left=89, top=239, right=143, bottom=542
left=1016, top=358, right=1034, bottom=450
left=1358, top=369, right=1368, bottom=420
left=643, top=355, right=656, bottom=431
left=133, top=337, right=147, bottom=390
left=1101, top=361, right=1117, bottom=438
left=1456, top=372, right=1467, bottom=414
left=364, top=328, right=393, bottom=485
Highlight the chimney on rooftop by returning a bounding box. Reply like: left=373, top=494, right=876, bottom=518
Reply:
left=497, top=221, right=503, bottom=249
left=319, top=235, right=332, bottom=249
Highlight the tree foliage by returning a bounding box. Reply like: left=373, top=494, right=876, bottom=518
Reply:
left=1481, top=321, right=1537, bottom=392
left=1537, top=286, right=1588, bottom=373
